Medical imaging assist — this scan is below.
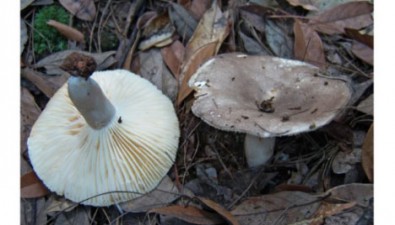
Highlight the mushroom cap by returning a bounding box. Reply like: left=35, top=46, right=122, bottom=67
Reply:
left=28, top=69, right=180, bottom=206
left=188, top=53, right=351, bottom=138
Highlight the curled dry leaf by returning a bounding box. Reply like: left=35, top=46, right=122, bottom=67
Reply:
left=293, top=19, right=326, bottom=68
left=351, top=41, right=373, bottom=65
left=59, top=0, right=96, bottom=21
left=139, top=12, right=175, bottom=50
left=21, top=171, right=49, bottom=198
left=309, top=1, right=373, bottom=35
left=150, top=205, right=224, bottom=225
left=362, top=124, right=373, bottom=182
left=177, top=0, right=231, bottom=104
left=187, top=0, right=212, bottom=20
left=47, top=20, right=84, bottom=42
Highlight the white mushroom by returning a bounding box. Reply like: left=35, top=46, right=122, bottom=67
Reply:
left=189, top=53, right=351, bottom=168
left=28, top=53, right=180, bottom=206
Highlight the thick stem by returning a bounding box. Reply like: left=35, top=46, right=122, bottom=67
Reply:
left=68, top=76, right=115, bottom=129
left=244, top=134, right=275, bottom=168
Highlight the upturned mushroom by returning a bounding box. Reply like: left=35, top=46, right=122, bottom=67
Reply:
left=188, top=53, right=351, bottom=167
left=28, top=53, right=180, bottom=206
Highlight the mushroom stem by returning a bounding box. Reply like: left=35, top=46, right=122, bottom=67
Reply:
left=244, top=134, right=275, bottom=168
left=68, top=76, right=115, bottom=129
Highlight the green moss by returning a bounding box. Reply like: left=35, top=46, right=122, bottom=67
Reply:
left=33, top=5, right=70, bottom=56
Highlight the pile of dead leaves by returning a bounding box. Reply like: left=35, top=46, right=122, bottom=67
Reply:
left=21, top=0, right=373, bottom=224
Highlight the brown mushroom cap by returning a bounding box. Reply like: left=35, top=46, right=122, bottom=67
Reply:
left=189, top=53, right=351, bottom=138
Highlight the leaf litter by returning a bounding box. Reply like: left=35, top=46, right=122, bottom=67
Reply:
left=20, top=0, right=373, bottom=224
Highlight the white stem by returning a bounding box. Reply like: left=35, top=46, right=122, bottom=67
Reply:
left=68, top=76, right=115, bottom=129
left=244, top=134, right=275, bottom=168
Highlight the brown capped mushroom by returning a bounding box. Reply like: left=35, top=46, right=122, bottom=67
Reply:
left=28, top=53, right=180, bottom=206
left=189, top=53, right=351, bottom=167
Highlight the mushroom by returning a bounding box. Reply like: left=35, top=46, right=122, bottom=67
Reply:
left=188, top=53, right=351, bottom=167
left=27, top=53, right=180, bottom=206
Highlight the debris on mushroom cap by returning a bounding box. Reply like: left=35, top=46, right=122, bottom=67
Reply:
left=188, top=53, right=351, bottom=138
left=28, top=69, right=180, bottom=206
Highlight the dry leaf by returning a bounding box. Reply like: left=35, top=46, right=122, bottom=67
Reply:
left=238, top=30, right=267, bottom=55
left=47, top=20, right=84, bottom=42
left=187, top=0, right=211, bottom=20
left=198, top=197, right=240, bottom=225
left=239, top=6, right=267, bottom=33
left=351, top=41, right=373, bottom=65
left=53, top=207, right=90, bottom=225
left=139, top=12, right=175, bottom=50
left=265, top=19, right=293, bottom=58
left=177, top=0, right=231, bottom=104
left=59, top=0, right=96, bottom=21
left=362, top=124, right=373, bottom=181
left=356, top=94, right=373, bottom=115
left=120, top=176, right=181, bottom=213
left=325, top=183, right=373, bottom=206
left=287, top=0, right=319, bottom=10
left=345, top=28, right=373, bottom=48
left=20, top=88, right=41, bottom=153
left=21, top=19, right=28, bottom=55
left=138, top=49, right=178, bottom=101
left=45, top=196, right=78, bottom=213
left=232, top=191, right=321, bottom=225
left=169, top=2, right=198, bottom=41
left=150, top=205, right=224, bottom=225
left=161, top=40, right=185, bottom=79
left=309, top=1, right=373, bottom=35
left=21, top=171, right=49, bottom=198
left=34, top=50, right=116, bottom=75
left=332, top=147, right=361, bottom=174
left=293, top=20, right=326, bottom=68
left=21, top=68, right=69, bottom=98
left=21, top=0, right=35, bottom=10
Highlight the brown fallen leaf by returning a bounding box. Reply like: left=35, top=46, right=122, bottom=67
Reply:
left=21, top=68, right=69, bottom=98
left=362, top=124, right=373, bottom=182
left=177, top=0, right=231, bottom=104
left=345, top=28, right=373, bottom=48
left=198, top=197, right=241, bottom=225
left=47, top=20, right=84, bottom=42
left=232, top=191, right=321, bottom=225
left=161, top=40, right=185, bottom=79
left=309, top=1, right=373, bottom=35
left=59, top=0, right=96, bottom=21
left=265, top=19, right=294, bottom=58
left=293, top=19, right=326, bottom=68
left=21, top=19, right=28, bottom=55
left=150, top=205, right=224, bottom=225
left=287, top=0, right=319, bottom=11
left=351, top=41, right=373, bottom=65
left=187, top=0, right=211, bottom=20
left=21, top=171, right=49, bottom=198
left=20, top=88, right=41, bottom=152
